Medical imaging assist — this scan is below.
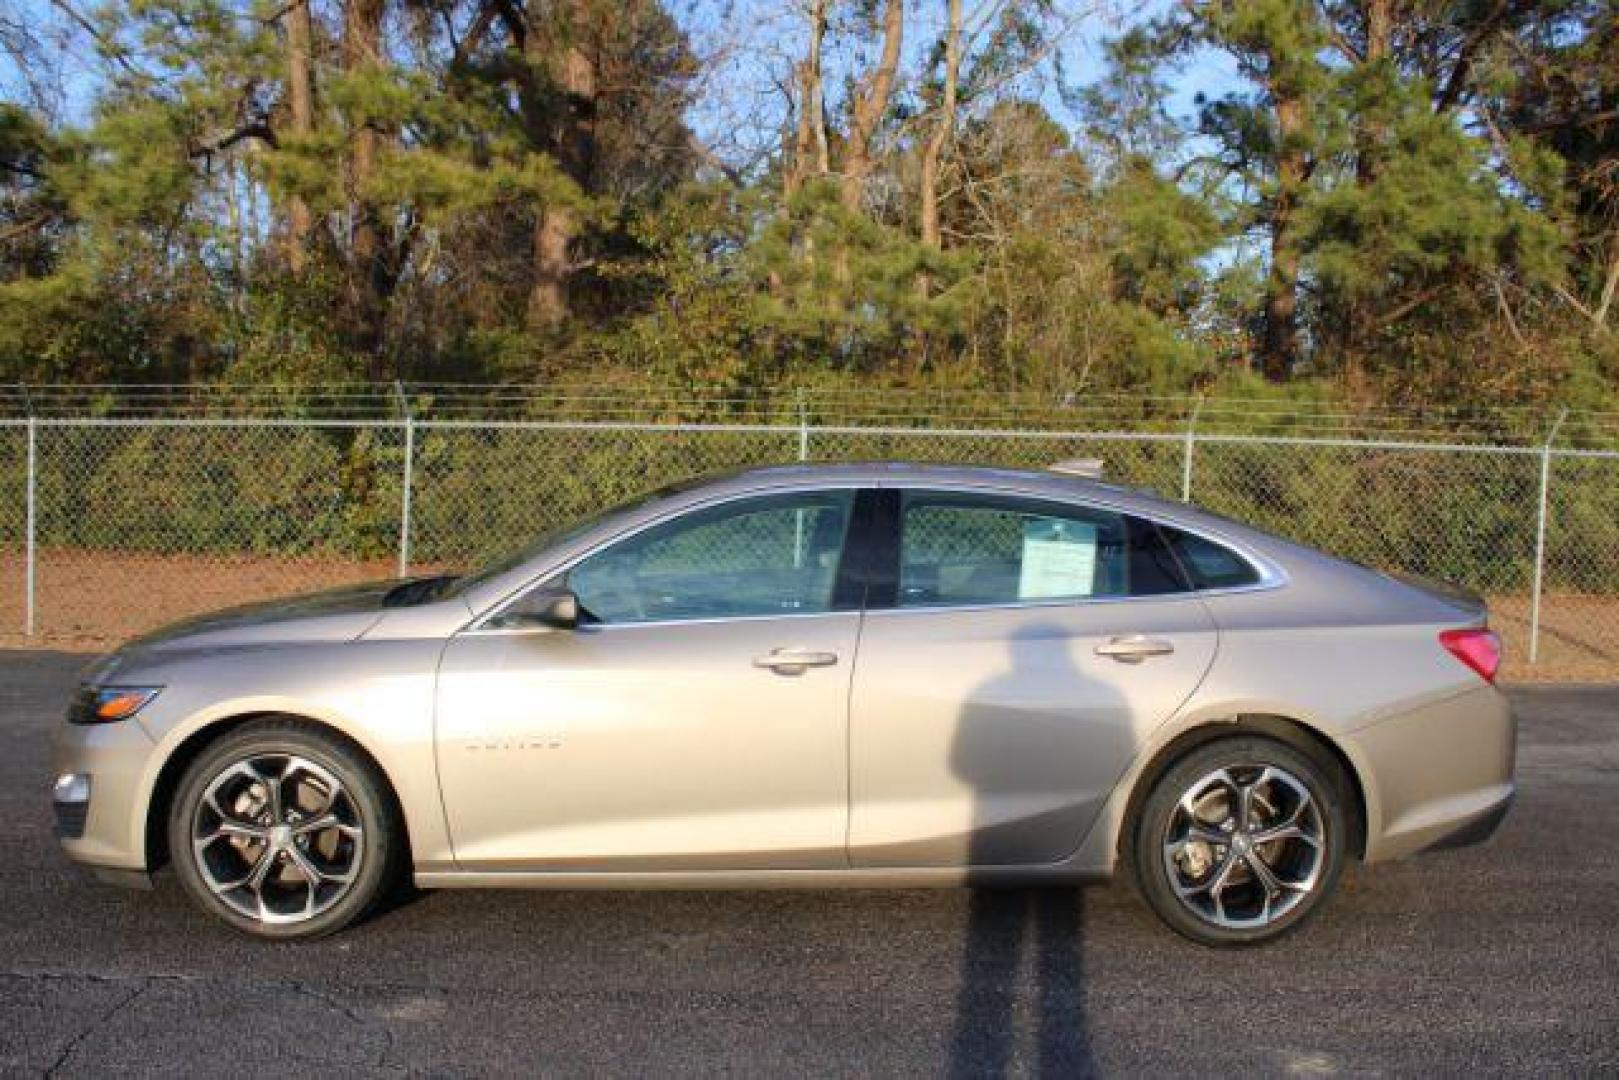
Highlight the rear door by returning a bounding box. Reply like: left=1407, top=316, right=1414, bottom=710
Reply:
left=847, top=488, right=1219, bottom=867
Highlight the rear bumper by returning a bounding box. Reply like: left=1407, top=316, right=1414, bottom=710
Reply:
left=1423, top=790, right=1513, bottom=852
left=1340, top=684, right=1516, bottom=864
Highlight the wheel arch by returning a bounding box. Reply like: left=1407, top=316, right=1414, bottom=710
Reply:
left=1117, top=713, right=1369, bottom=866
left=144, top=711, right=413, bottom=873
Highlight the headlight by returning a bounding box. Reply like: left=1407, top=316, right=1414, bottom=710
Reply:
left=68, top=686, right=162, bottom=725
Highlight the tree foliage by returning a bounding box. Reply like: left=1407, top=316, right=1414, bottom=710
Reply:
left=0, top=0, right=1613, bottom=409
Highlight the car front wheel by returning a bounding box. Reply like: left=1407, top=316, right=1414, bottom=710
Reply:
left=1131, top=734, right=1350, bottom=946
left=168, top=720, right=402, bottom=939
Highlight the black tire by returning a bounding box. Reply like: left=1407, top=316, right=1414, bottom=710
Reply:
left=168, top=720, right=403, bottom=940
left=1130, top=734, right=1350, bottom=946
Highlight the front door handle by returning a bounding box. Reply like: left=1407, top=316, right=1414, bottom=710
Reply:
left=753, top=648, right=839, bottom=675
left=1094, top=635, right=1175, bottom=663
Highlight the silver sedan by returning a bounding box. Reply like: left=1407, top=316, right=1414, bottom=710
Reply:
left=52, top=462, right=1514, bottom=944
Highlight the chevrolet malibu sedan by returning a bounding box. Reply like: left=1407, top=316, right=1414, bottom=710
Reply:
left=53, top=462, right=1514, bottom=944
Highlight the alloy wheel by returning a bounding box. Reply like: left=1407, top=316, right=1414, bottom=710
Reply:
left=190, top=753, right=365, bottom=925
left=1160, top=763, right=1326, bottom=930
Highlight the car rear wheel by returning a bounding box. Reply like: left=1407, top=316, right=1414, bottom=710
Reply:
left=168, top=721, right=402, bottom=939
left=1131, top=735, right=1349, bottom=946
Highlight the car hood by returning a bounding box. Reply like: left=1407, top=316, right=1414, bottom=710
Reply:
left=115, top=578, right=402, bottom=656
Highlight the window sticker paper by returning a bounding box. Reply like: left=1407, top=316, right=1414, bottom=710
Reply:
left=1018, top=517, right=1097, bottom=598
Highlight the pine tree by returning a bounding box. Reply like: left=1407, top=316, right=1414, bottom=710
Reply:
left=1185, top=0, right=1337, bottom=379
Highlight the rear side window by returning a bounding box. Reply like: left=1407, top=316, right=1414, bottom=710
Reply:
left=1160, top=526, right=1262, bottom=590
left=897, top=492, right=1189, bottom=607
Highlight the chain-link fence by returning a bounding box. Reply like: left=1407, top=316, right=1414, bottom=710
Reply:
left=1, top=387, right=1616, bottom=681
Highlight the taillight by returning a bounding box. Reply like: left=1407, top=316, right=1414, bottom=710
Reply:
left=1439, top=628, right=1501, bottom=684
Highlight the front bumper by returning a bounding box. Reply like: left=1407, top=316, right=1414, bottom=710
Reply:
left=1340, top=684, right=1516, bottom=864
left=51, top=714, right=157, bottom=874
left=52, top=772, right=91, bottom=838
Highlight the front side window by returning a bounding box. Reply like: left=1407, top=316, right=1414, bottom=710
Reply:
left=564, top=490, right=856, bottom=624
left=897, top=492, right=1188, bottom=607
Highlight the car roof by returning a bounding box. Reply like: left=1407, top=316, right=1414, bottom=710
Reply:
left=696, top=460, right=1192, bottom=519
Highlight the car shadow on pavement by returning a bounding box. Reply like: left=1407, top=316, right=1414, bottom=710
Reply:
left=947, top=622, right=1125, bottom=1077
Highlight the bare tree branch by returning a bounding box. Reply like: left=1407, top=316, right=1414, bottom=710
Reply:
left=46, top=0, right=143, bottom=78
left=189, top=120, right=278, bottom=161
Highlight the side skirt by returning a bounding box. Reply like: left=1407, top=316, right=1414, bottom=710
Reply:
left=415, top=865, right=1112, bottom=891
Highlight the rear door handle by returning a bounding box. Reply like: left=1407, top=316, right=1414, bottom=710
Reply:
left=753, top=648, right=839, bottom=675
left=1094, top=635, right=1175, bottom=663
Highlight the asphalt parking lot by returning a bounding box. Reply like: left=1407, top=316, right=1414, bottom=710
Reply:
left=2, top=650, right=1616, bottom=1076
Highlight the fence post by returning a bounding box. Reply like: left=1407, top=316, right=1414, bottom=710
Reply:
left=797, top=391, right=810, bottom=462
left=395, top=383, right=414, bottom=579
left=1180, top=397, right=1203, bottom=502
left=1528, top=408, right=1567, bottom=665
left=24, top=412, right=36, bottom=637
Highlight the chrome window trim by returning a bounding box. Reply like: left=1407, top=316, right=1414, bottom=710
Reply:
left=461, top=607, right=859, bottom=637
left=862, top=592, right=1211, bottom=620
left=463, top=474, right=1287, bottom=633
left=468, top=482, right=870, bottom=632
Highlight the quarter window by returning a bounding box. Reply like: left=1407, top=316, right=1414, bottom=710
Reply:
left=564, top=491, right=856, bottom=624
left=897, top=492, right=1188, bottom=607
left=1160, top=526, right=1263, bottom=590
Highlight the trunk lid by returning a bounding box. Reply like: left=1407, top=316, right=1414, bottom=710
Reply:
left=1385, top=570, right=1488, bottom=623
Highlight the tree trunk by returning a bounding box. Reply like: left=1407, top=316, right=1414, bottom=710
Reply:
left=526, top=4, right=597, bottom=332
left=1364, top=0, right=1392, bottom=61
left=1595, top=227, right=1619, bottom=331
left=1354, top=0, right=1392, bottom=186
left=1261, top=94, right=1306, bottom=380
left=343, top=0, right=387, bottom=369
left=1335, top=0, right=1393, bottom=367
left=917, top=0, right=962, bottom=298
left=786, top=0, right=830, bottom=196
left=841, top=0, right=904, bottom=212
left=530, top=206, right=575, bottom=330
left=284, top=0, right=315, bottom=272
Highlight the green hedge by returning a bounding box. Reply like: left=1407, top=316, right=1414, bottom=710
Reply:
left=8, top=422, right=1617, bottom=593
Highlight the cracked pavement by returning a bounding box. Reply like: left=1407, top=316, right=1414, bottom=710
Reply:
left=3, top=651, right=1617, bottom=1076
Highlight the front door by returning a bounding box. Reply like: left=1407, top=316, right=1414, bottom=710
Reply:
left=437, top=488, right=864, bottom=871
left=848, top=489, right=1218, bottom=867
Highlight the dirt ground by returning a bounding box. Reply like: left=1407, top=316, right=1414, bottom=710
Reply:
left=0, top=549, right=403, bottom=655
left=0, top=548, right=1612, bottom=681
left=1486, top=593, right=1619, bottom=682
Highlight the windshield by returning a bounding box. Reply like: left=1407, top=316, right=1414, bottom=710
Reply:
left=443, top=477, right=706, bottom=598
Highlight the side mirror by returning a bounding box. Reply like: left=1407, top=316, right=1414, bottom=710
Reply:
left=498, top=589, right=580, bottom=631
